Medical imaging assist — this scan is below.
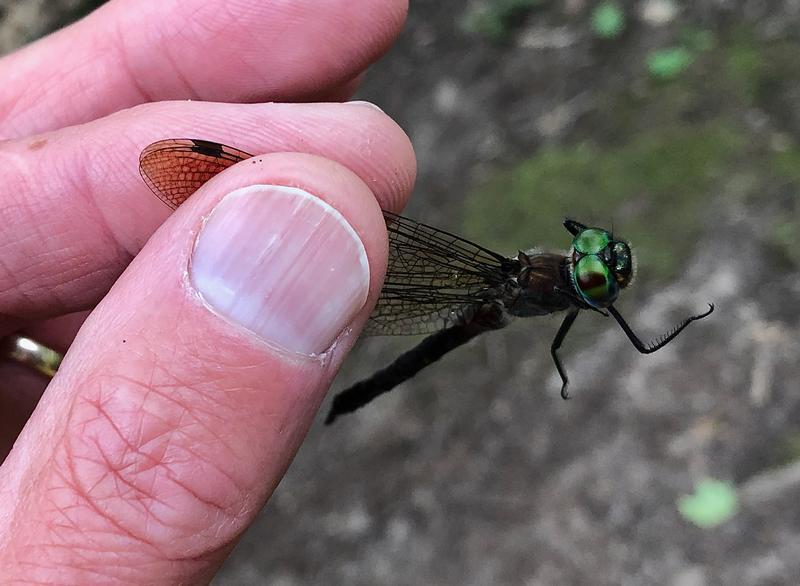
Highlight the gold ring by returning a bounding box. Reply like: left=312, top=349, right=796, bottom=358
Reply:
left=0, top=334, right=62, bottom=378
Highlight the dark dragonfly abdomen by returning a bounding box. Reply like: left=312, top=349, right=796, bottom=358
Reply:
left=325, top=302, right=508, bottom=423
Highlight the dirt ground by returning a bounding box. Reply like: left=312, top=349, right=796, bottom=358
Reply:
left=7, top=1, right=800, bottom=585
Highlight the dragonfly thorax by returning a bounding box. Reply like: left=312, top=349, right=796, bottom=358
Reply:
left=506, top=250, right=572, bottom=317
left=568, top=226, right=633, bottom=309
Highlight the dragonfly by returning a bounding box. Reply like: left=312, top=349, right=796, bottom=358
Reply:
left=140, top=138, right=714, bottom=425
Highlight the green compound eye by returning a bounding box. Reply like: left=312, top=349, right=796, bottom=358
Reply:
left=572, top=228, right=610, bottom=255
left=573, top=255, right=619, bottom=308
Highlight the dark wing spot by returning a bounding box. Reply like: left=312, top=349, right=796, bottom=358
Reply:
left=189, top=139, right=228, bottom=158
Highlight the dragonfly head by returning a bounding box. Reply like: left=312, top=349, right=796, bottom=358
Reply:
left=564, top=220, right=634, bottom=309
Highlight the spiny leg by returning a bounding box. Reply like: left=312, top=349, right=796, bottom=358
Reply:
left=551, top=309, right=580, bottom=400
left=607, top=303, right=714, bottom=354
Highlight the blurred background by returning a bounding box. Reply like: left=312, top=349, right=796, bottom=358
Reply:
left=8, top=1, right=800, bottom=584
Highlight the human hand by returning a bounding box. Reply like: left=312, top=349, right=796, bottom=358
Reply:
left=0, top=0, right=414, bottom=582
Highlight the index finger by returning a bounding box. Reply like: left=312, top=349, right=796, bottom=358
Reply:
left=0, top=100, right=416, bottom=333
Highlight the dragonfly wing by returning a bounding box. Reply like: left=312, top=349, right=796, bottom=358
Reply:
left=139, top=139, right=516, bottom=336
left=365, top=212, right=515, bottom=336
left=139, top=139, right=254, bottom=209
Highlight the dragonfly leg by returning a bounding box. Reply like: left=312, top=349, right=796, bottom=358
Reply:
left=551, top=309, right=580, bottom=400
left=607, top=303, right=714, bottom=354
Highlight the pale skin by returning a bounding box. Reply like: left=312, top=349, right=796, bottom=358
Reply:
left=0, top=0, right=415, bottom=582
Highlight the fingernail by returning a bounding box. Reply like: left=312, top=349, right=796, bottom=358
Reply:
left=347, top=100, right=384, bottom=113
left=190, top=185, right=370, bottom=354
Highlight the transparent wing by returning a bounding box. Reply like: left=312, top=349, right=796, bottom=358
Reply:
left=139, top=139, right=254, bottom=209
left=138, top=139, right=517, bottom=336
left=365, top=212, right=515, bottom=336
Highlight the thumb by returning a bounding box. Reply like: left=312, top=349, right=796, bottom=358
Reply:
left=0, top=152, right=390, bottom=583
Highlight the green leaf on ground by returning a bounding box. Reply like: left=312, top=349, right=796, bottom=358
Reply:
left=678, top=478, right=738, bottom=528
left=460, top=0, right=545, bottom=43
left=591, top=2, right=625, bottom=39
left=647, top=47, right=695, bottom=79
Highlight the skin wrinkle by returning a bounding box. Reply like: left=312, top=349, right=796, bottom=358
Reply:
left=163, top=18, right=231, bottom=94
left=73, top=52, right=122, bottom=123
left=134, top=395, right=191, bottom=465
left=54, top=266, right=124, bottom=308
left=0, top=137, right=133, bottom=318
left=51, top=452, right=151, bottom=550
left=140, top=380, right=240, bottom=447
left=0, top=149, right=36, bottom=300
left=0, top=253, right=24, bottom=303
left=30, top=540, right=107, bottom=573
left=0, top=82, right=25, bottom=136
left=31, top=264, right=115, bottom=318
left=90, top=436, right=185, bottom=526
left=59, top=426, right=192, bottom=563
left=44, top=350, right=263, bottom=559
left=108, top=19, right=157, bottom=112
left=162, top=393, right=279, bottom=489
left=15, top=539, right=159, bottom=585
left=69, top=449, right=152, bottom=512
left=1, top=22, right=126, bottom=134
left=36, top=524, right=177, bottom=568
left=43, top=276, right=125, bottom=319
left=29, top=563, right=135, bottom=585
left=137, top=329, right=268, bottom=425
left=41, top=540, right=139, bottom=573
left=84, top=398, right=178, bottom=493
left=47, top=506, right=115, bottom=550
left=147, top=27, right=203, bottom=103
left=16, top=58, right=95, bottom=135
left=116, top=393, right=249, bottom=522
left=57, top=136, right=135, bottom=274
left=47, top=506, right=83, bottom=536
left=76, top=125, right=145, bottom=210
left=189, top=1, right=242, bottom=44
left=86, top=381, right=243, bottom=510
left=126, top=1, right=368, bottom=103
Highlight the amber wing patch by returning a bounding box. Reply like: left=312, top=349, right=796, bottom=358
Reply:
left=139, top=139, right=254, bottom=209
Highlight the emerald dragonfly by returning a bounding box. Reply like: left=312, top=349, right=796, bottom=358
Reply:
left=140, top=139, right=714, bottom=424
